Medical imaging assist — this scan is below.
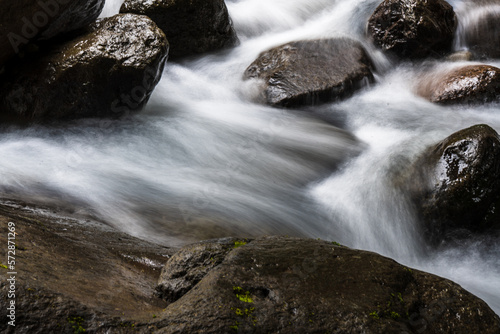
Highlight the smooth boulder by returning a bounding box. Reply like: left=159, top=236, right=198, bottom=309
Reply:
left=367, top=0, right=457, bottom=59
left=462, top=5, right=500, bottom=59
left=120, top=0, right=238, bottom=59
left=417, top=65, right=500, bottom=104
left=0, top=0, right=105, bottom=67
left=243, top=38, right=374, bottom=107
left=156, top=236, right=500, bottom=333
left=407, top=125, right=500, bottom=243
left=0, top=14, right=168, bottom=122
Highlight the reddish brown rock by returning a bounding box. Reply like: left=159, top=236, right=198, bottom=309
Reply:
left=418, top=65, right=500, bottom=104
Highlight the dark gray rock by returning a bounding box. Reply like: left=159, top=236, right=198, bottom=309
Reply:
left=417, top=65, right=500, bottom=104
left=0, top=0, right=105, bottom=66
left=243, top=38, right=374, bottom=107
left=155, top=236, right=500, bottom=333
left=0, top=14, right=168, bottom=122
left=156, top=237, right=251, bottom=302
left=367, top=0, right=457, bottom=59
left=407, top=125, right=500, bottom=243
left=119, top=0, right=238, bottom=59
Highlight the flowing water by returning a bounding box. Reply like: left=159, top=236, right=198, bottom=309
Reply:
left=1, top=0, right=500, bottom=315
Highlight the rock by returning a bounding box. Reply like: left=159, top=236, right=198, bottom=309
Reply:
left=417, top=65, right=500, bottom=104
left=156, top=237, right=251, bottom=302
left=0, top=14, right=168, bottom=122
left=155, top=236, right=500, bottom=333
left=447, top=51, right=473, bottom=62
left=407, top=125, right=500, bottom=243
left=462, top=5, right=500, bottom=59
left=243, top=38, right=374, bottom=107
left=0, top=0, right=105, bottom=66
left=119, top=0, right=238, bottom=59
left=0, top=200, right=176, bottom=333
left=367, top=0, right=457, bottom=59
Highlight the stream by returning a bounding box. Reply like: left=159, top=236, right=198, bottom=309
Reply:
left=1, top=0, right=499, bottom=315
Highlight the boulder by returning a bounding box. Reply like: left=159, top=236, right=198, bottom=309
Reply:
left=156, top=237, right=250, bottom=302
left=119, top=0, right=238, bottom=59
left=367, top=0, right=457, bottom=59
left=0, top=0, right=105, bottom=66
left=407, top=125, right=500, bottom=243
left=462, top=5, right=500, bottom=59
left=0, top=14, right=168, bottom=122
left=156, top=236, right=500, bottom=333
left=243, top=38, right=374, bottom=107
left=417, top=65, right=500, bottom=104
left=0, top=200, right=176, bottom=333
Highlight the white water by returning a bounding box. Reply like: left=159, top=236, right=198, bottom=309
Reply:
left=2, top=0, right=500, bottom=315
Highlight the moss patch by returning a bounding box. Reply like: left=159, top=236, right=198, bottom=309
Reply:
left=67, top=316, right=86, bottom=333
left=233, top=287, right=253, bottom=303
left=233, top=241, right=248, bottom=249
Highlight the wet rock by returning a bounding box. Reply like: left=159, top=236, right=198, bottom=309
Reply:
left=0, top=200, right=175, bottom=334
left=367, top=0, right=457, bottom=59
left=417, top=65, right=500, bottom=104
left=0, top=14, right=168, bottom=122
left=155, top=236, right=500, bottom=333
left=120, top=0, right=238, bottom=59
left=408, top=125, right=500, bottom=243
left=463, top=5, right=500, bottom=59
left=447, top=51, right=473, bottom=62
left=156, top=237, right=251, bottom=302
left=0, top=0, right=105, bottom=66
left=243, top=38, right=374, bottom=107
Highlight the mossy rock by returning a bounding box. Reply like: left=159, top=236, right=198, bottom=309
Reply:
left=155, top=236, right=500, bottom=333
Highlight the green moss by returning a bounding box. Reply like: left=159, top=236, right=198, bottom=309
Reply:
left=0, top=264, right=7, bottom=269
left=233, top=241, right=248, bottom=249
left=67, top=317, right=86, bottom=334
left=233, top=286, right=253, bottom=303
left=373, top=292, right=408, bottom=321
left=403, top=267, right=412, bottom=274
left=230, top=321, right=240, bottom=332
left=331, top=241, right=343, bottom=247
left=390, top=311, right=401, bottom=319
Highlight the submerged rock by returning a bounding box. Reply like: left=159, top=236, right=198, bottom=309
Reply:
left=0, top=0, right=105, bottom=66
left=0, top=14, right=168, bottom=122
left=417, top=65, right=500, bottom=104
left=156, top=236, right=500, bottom=333
left=407, top=125, right=500, bottom=243
left=463, top=5, right=500, bottom=59
left=367, top=0, right=457, bottom=59
left=120, top=0, right=238, bottom=59
left=243, top=38, right=374, bottom=107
